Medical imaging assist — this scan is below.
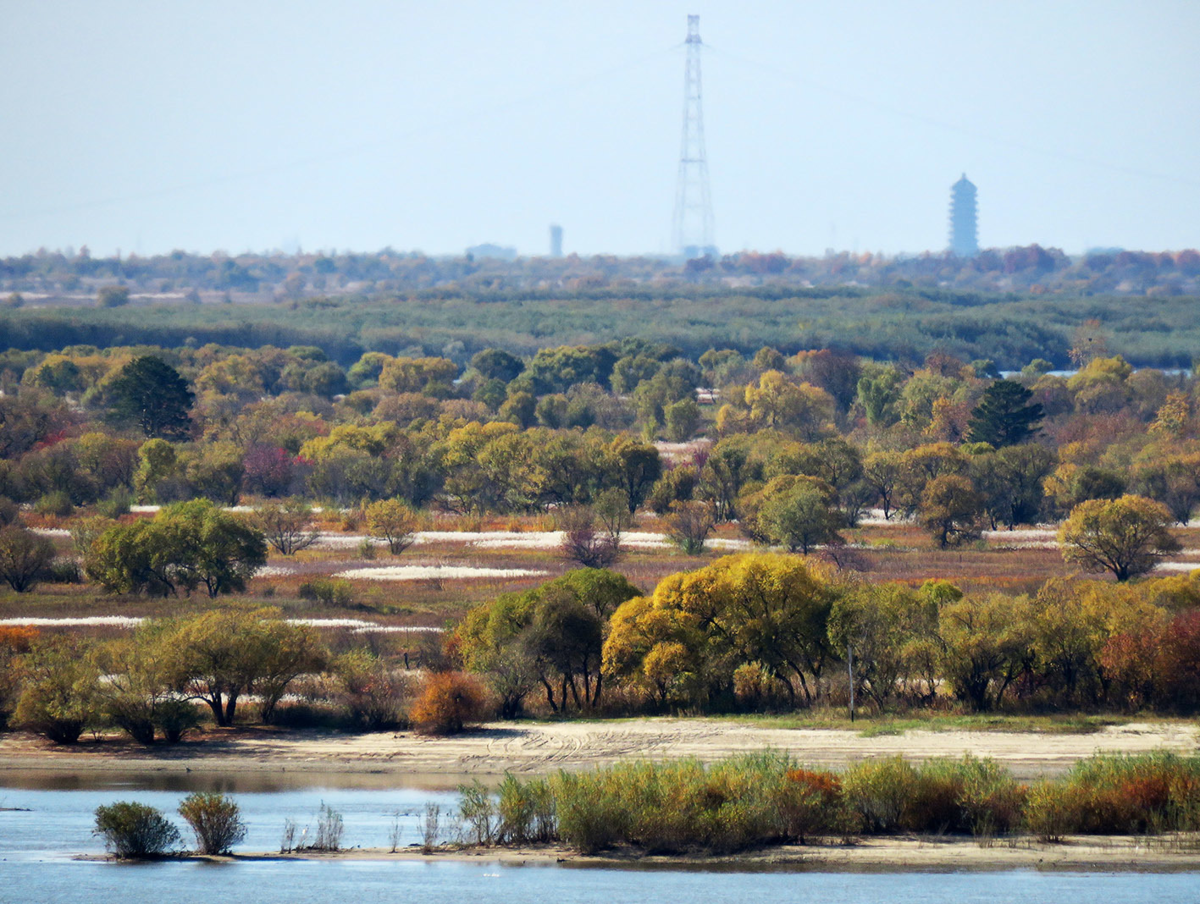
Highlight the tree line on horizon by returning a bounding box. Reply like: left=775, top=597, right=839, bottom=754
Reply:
left=3, top=245, right=1199, bottom=298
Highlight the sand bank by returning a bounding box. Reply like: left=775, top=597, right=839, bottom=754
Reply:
left=78, top=836, right=1200, bottom=872
left=3, top=718, right=1196, bottom=787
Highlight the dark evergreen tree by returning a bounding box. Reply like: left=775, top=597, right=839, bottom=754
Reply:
left=470, top=348, right=525, bottom=384
left=966, top=380, right=1044, bottom=447
left=107, top=356, right=194, bottom=439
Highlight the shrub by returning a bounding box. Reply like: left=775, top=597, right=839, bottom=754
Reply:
left=0, top=525, right=56, bottom=593
left=410, top=672, right=488, bottom=735
left=955, top=758, right=1026, bottom=838
left=331, top=649, right=411, bottom=730
left=548, top=771, right=625, bottom=854
left=459, top=779, right=498, bottom=845
left=732, top=661, right=785, bottom=710
left=0, top=626, right=38, bottom=729
left=178, top=792, right=247, bottom=854
left=97, top=488, right=133, bottom=519
left=297, top=577, right=354, bottom=607
left=312, top=802, right=344, bottom=851
left=1024, top=782, right=1078, bottom=843
left=556, top=505, right=619, bottom=568
left=663, top=500, right=715, bottom=555
left=42, top=558, right=82, bottom=584
left=497, top=774, right=556, bottom=844
left=0, top=497, right=19, bottom=527
left=547, top=755, right=806, bottom=855
left=421, top=803, right=441, bottom=853
left=13, top=638, right=101, bottom=744
left=155, top=698, right=202, bottom=743
left=778, top=768, right=851, bottom=842
left=34, top=490, right=74, bottom=517
left=1053, top=752, right=1200, bottom=834
left=841, top=757, right=915, bottom=833
left=250, top=499, right=318, bottom=556
left=97, top=285, right=131, bottom=308
left=94, top=802, right=181, bottom=858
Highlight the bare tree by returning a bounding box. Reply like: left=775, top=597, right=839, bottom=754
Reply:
left=249, top=499, right=318, bottom=555
left=663, top=501, right=715, bottom=555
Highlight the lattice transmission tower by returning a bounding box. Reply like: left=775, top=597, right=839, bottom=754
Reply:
left=671, top=15, right=716, bottom=260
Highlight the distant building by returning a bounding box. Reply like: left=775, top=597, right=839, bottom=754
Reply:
left=549, top=224, right=563, bottom=258
left=949, top=174, right=979, bottom=258
left=465, top=243, right=518, bottom=261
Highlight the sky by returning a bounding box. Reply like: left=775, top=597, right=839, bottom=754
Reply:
left=1, top=1, right=1198, bottom=259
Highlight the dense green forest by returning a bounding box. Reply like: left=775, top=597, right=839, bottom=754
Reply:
left=2, top=286, right=1198, bottom=370
left=3, top=246, right=1198, bottom=369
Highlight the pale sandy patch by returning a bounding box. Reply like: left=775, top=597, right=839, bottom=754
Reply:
left=333, top=565, right=547, bottom=581
left=1155, top=562, right=1200, bottom=573
left=287, top=618, right=442, bottom=633
left=856, top=509, right=915, bottom=526
left=984, top=528, right=1059, bottom=540
left=312, top=532, right=384, bottom=548
left=213, top=836, right=1200, bottom=871
left=0, top=616, right=144, bottom=628
left=253, top=565, right=297, bottom=578
left=989, top=541, right=1061, bottom=550
left=4, top=718, right=1193, bottom=785
left=707, top=538, right=754, bottom=551
left=0, top=615, right=437, bottom=634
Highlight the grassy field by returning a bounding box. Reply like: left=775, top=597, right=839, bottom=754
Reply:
left=8, top=511, right=1198, bottom=651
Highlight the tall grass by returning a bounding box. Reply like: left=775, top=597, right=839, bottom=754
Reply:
left=1027, top=753, right=1200, bottom=839
left=469, top=752, right=1200, bottom=855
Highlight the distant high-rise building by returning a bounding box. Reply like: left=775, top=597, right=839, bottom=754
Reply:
left=549, top=224, right=563, bottom=258
left=949, top=174, right=979, bottom=257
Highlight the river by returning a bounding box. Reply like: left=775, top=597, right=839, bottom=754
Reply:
left=2, top=774, right=1197, bottom=903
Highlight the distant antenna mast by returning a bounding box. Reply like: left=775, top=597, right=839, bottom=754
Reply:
left=671, top=15, right=716, bottom=259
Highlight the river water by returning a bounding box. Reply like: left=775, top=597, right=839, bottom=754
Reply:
left=2, top=774, right=1197, bottom=904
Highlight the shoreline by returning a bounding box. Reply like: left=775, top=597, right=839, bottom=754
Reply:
left=74, top=837, right=1200, bottom=872
left=2, top=717, right=1197, bottom=788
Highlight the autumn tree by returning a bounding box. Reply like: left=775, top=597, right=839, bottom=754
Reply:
left=663, top=500, right=715, bottom=555
left=86, top=500, right=266, bottom=597
left=603, top=554, right=836, bottom=708
left=249, top=498, right=318, bottom=555
left=365, top=498, right=419, bottom=555
left=13, top=636, right=102, bottom=744
left=456, top=570, right=639, bottom=715
left=938, top=593, right=1034, bottom=711
left=152, top=609, right=326, bottom=726
left=756, top=478, right=844, bottom=554
left=0, top=525, right=55, bottom=593
left=919, top=474, right=985, bottom=548
left=827, top=583, right=939, bottom=707
left=1059, top=495, right=1181, bottom=581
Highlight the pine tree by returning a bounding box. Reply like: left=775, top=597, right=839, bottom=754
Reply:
left=107, top=356, right=194, bottom=439
left=966, top=380, right=1044, bottom=447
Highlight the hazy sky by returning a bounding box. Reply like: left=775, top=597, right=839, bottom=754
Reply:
left=2, top=1, right=1197, bottom=258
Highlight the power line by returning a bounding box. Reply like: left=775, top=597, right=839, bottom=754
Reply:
left=708, top=44, right=1200, bottom=190
left=0, top=46, right=675, bottom=224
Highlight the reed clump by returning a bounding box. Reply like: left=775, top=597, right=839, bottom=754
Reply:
left=472, top=752, right=1200, bottom=855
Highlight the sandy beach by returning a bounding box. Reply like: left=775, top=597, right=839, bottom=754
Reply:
left=75, top=836, right=1200, bottom=872
left=3, top=717, right=1197, bottom=787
